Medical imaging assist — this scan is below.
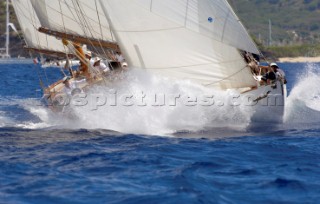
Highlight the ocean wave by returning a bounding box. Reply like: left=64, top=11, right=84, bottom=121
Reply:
left=284, top=63, right=320, bottom=127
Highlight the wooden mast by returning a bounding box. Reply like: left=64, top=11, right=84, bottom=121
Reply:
left=62, top=39, right=91, bottom=80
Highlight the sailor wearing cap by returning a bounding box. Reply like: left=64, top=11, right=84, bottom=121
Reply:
left=93, top=57, right=110, bottom=73
left=270, top=62, right=287, bottom=84
left=85, top=51, right=95, bottom=67
left=62, top=76, right=86, bottom=95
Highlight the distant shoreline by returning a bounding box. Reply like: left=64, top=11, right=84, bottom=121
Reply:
left=278, top=56, right=320, bottom=63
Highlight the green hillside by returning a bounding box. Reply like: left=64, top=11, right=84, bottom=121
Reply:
left=229, top=0, right=320, bottom=46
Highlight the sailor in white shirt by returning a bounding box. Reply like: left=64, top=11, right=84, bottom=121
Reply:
left=93, top=57, right=110, bottom=74
left=62, top=76, right=86, bottom=96
left=115, top=51, right=128, bottom=68
left=115, top=51, right=124, bottom=62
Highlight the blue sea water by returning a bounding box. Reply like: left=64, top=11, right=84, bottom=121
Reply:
left=0, top=62, right=320, bottom=203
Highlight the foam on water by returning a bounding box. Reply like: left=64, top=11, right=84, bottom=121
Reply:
left=284, top=63, right=320, bottom=127
left=1, top=64, right=319, bottom=135
left=0, top=112, right=11, bottom=128
left=58, top=69, right=253, bottom=135
left=0, top=69, right=252, bottom=134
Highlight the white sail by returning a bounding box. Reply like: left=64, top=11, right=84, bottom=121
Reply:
left=30, top=0, right=114, bottom=43
left=11, top=0, right=67, bottom=53
left=99, top=0, right=259, bottom=89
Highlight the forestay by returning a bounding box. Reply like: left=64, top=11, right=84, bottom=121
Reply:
left=30, top=0, right=115, bottom=43
left=99, top=0, right=259, bottom=89
left=11, top=0, right=67, bottom=53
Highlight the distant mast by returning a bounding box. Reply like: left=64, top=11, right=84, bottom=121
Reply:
left=5, top=0, right=10, bottom=58
left=269, top=19, right=272, bottom=46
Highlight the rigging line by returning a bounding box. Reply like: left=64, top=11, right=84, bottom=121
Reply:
left=57, top=0, right=83, bottom=77
left=14, top=4, right=42, bottom=35
left=68, top=0, right=102, bottom=59
left=68, top=0, right=97, bottom=39
left=42, top=0, right=95, bottom=49
left=68, top=0, right=103, bottom=56
left=221, top=9, right=231, bottom=43
left=17, top=2, right=40, bottom=45
left=64, top=1, right=111, bottom=37
left=24, top=1, right=49, bottom=86
left=14, top=2, right=34, bottom=45
left=29, top=52, right=45, bottom=91
left=223, top=0, right=259, bottom=52
left=39, top=53, right=51, bottom=85
left=75, top=0, right=105, bottom=53
left=58, top=0, right=67, bottom=36
left=15, top=3, right=66, bottom=56
left=69, top=0, right=90, bottom=36
left=204, top=65, right=250, bottom=87
left=70, top=0, right=111, bottom=66
left=44, top=0, right=66, bottom=84
left=65, top=41, right=101, bottom=77
left=74, top=0, right=109, bottom=55
left=27, top=0, right=41, bottom=48
left=94, top=0, right=109, bottom=58
left=43, top=3, right=78, bottom=29
left=77, top=1, right=112, bottom=33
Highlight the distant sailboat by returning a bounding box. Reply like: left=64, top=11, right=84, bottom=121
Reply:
left=11, top=0, right=287, bottom=122
left=0, top=0, right=32, bottom=64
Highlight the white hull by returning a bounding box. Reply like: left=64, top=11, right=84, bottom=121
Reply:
left=244, top=81, right=287, bottom=123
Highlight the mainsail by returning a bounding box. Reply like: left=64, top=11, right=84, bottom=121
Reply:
left=99, top=0, right=259, bottom=89
left=30, top=0, right=116, bottom=47
left=11, top=0, right=68, bottom=56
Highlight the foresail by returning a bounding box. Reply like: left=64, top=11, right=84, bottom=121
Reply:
left=99, top=0, right=258, bottom=89
left=199, top=0, right=259, bottom=54
left=11, top=0, right=67, bottom=53
left=30, top=0, right=115, bottom=43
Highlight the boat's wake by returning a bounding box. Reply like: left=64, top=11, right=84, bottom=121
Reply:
left=1, top=64, right=320, bottom=135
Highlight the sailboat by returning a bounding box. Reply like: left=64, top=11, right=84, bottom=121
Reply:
left=11, top=0, right=287, bottom=122
left=0, top=0, right=32, bottom=64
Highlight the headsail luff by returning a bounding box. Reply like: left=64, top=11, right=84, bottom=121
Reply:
left=99, top=0, right=259, bottom=89
left=30, top=0, right=116, bottom=47
left=11, top=0, right=69, bottom=55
